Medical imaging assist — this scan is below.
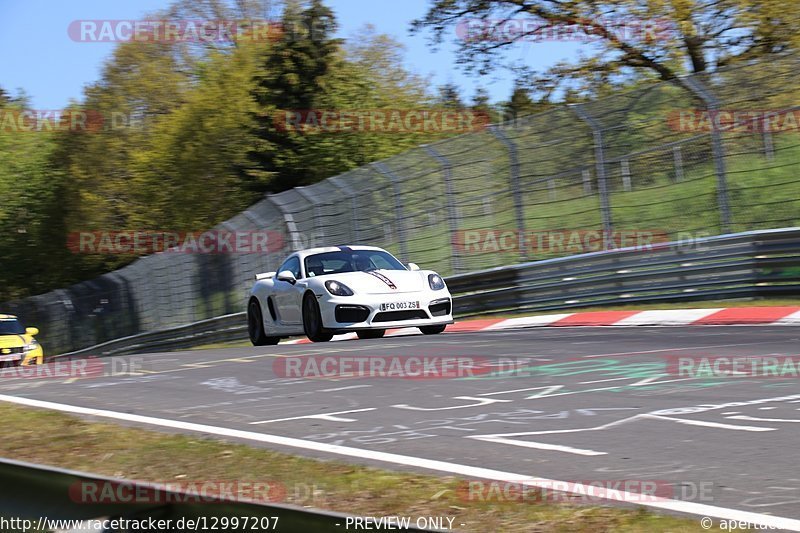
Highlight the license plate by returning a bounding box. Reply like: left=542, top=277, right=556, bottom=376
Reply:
left=0, top=355, right=21, bottom=362
left=379, top=301, right=420, bottom=311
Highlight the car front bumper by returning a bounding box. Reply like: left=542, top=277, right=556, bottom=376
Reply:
left=318, top=292, right=454, bottom=331
left=0, top=348, right=42, bottom=367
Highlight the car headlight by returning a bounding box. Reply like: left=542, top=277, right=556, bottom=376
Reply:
left=325, top=280, right=354, bottom=296
left=428, top=274, right=446, bottom=290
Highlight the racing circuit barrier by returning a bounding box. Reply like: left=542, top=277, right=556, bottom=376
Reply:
left=0, top=458, right=426, bottom=532
left=55, top=227, right=800, bottom=357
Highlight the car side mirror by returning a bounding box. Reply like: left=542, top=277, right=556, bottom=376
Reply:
left=25, top=327, right=39, bottom=336
left=407, top=263, right=420, bottom=271
left=277, top=270, right=297, bottom=284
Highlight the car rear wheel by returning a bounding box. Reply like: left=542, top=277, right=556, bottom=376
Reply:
left=248, top=299, right=280, bottom=346
left=419, top=325, right=447, bottom=335
left=357, top=329, right=385, bottom=340
left=303, top=293, right=333, bottom=342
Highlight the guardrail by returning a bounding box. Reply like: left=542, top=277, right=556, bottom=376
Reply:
left=0, top=458, right=426, bottom=532
left=58, top=313, right=247, bottom=358
left=57, top=228, right=800, bottom=357
left=449, top=227, right=800, bottom=317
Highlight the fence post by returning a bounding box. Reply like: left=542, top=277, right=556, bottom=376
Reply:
left=371, top=163, right=409, bottom=262
left=54, top=289, right=76, bottom=354
left=242, top=208, right=282, bottom=262
left=582, top=169, right=592, bottom=195
left=423, top=145, right=464, bottom=274
left=673, top=145, right=684, bottom=182
left=329, top=176, right=360, bottom=244
left=488, top=125, right=528, bottom=262
left=266, top=194, right=303, bottom=251
left=620, top=159, right=632, bottom=191
left=678, top=76, right=732, bottom=233
left=572, top=104, right=614, bottom=249
left=762, top=113, right=775, bottom=161
left=295, top=186, right=326, bottom=248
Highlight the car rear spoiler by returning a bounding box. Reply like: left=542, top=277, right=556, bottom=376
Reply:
left=254, top=272, right=276, bottom=281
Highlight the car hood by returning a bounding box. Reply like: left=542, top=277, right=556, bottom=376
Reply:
left=0, top=334, right=29, bottom=348
left=317, top=270, right=429, bottom=294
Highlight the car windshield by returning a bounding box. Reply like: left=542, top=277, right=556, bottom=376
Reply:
left=304, top=250, right=406, bottom=277
left=0, top=319, right=25, bottom=335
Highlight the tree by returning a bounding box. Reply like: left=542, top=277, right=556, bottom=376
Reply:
left=296, top=25, right=437, bottom=177
left=413, top=0, right=800, bottom=94
left=471, top=86, right=490, bottom=112
left=0, top=99, right=73, bottom=300
left=436, top=82, right=464, bottom=109
left=502, top=83, right=540, bottom=120
left=131, top=43, right=264, bottom=229
left=249, top=0, right=342, bottom=192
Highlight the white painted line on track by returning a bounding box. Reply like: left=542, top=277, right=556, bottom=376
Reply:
left=478, top=386, right=563, bottom=397
left=392, top=396, right=512, bottom=411
left=469, top=436, right=606, bottom=456
left=318, top=385, right=373, bottom=392
left=0, top=394, right=799, bottom=530
left=579, top=376, right=649, bottom=385
left=642, top=414, right=776, bottom=432
left=581, top=342, right=766, bottom=358
left=725, top=415, right=800, bottom=423
left=250, top=408, right=376, bottom=425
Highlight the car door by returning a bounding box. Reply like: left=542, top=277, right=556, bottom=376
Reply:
left=273, top=256, right=303, bottom=325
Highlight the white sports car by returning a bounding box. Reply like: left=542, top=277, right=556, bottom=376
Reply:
left=247, top=246, right=454, bottom=344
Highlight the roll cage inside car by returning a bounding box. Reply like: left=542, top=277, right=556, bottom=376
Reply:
left=300, top=250, right=407, bottom=278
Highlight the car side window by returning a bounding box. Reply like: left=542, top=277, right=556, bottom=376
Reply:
left=279, top=257, right=302, bottom=279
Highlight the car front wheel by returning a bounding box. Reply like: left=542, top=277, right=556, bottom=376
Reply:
left=419, top=325, right=447, bottom=335
left=303, top=293, right=333, bottom=342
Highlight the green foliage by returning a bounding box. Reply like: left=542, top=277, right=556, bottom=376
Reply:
left=0, top=102, right=68, bottom=299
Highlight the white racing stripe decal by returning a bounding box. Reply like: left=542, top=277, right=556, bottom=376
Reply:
left=1, top=394, right=800, bottom=530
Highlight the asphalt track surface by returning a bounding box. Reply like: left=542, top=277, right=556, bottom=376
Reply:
left=2, top=326, right=800, bottom=529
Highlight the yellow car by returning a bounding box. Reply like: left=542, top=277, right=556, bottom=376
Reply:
left=0, top=314, right=44, bottom=367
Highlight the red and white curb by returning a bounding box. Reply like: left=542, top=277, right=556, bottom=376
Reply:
left=283, top=306, right=800, bottom=343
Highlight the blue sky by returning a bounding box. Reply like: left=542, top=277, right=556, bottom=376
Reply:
left=0, top=0, right=580, bottom=109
